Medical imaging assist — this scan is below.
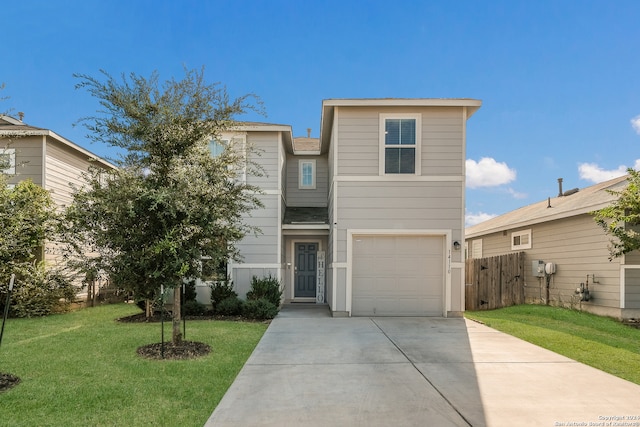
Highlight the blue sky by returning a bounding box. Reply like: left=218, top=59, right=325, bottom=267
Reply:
left=3, top=0, right=640, bottom=225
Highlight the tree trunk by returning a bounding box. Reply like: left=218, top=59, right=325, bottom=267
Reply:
left=172, top=286, right=182, bottom=345
left=145, top=299, right=152, bottom=319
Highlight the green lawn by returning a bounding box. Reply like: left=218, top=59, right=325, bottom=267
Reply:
left=465, top=305, right=640, bottom=385
left=0, top=304, right=267, bottom=426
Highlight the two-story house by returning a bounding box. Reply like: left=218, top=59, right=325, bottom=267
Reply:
left=0, top=114, right=115, bottom=268
left=221, top=98, right=481, bottom=317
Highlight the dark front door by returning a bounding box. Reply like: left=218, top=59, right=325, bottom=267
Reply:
left=295, top=243, right=317, bottom=298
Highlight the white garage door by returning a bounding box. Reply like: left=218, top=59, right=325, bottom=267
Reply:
left=352, top=235, right=444, bottom=316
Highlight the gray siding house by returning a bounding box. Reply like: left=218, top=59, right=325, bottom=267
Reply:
left=465, top=175, right=640, bottom=320
left=224, top=98, right=481, bottom=317
left=0, top=115, right=115, bottom=266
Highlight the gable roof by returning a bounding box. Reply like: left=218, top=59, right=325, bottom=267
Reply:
left=233, top=121, right=295, bottom=153
left=0, top=115, right=116, bottom=170
left=465, top=175, right=629, bottom=238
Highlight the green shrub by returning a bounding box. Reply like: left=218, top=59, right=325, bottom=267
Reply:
left=210, top=279, right=237, bottom=310
left=216, top=296, right=244, bottom=316
left=246, top=275, right=282, bottom=307
left=242, top=298, right=278, bottom=320
left=183, top=300, right=206, bottom=316
left=1, top=263, right=76, bottom=318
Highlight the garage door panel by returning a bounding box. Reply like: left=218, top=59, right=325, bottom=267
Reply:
left=352, top=235, right=444, bottom=317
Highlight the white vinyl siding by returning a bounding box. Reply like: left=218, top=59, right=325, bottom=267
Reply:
left=511, top=229, right=532, bottom=250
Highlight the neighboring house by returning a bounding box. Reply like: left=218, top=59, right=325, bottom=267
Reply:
left=0, top=114, right=115, bottom=267
left=465, top=175, right=640, bottom=320
left=218, top=98, right=481, bottom=317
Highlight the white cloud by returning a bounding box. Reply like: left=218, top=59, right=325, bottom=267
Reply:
left=465, top=212, right=498, bottom=227
left=507, top=188, right=528, bottom=199
left=631, top=115, right=640, bottom=135
left=466, top=157, right=516, bottom=189
left=578, top=160, right=640, bottom=183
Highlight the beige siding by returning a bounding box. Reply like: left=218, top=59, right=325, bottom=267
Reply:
left=235, top=194, right=279, bottom=264
left=335, top=106, right=464, bottom=177
left=246, top=132, right=280, bottom=190
left=3, top=135, right=44, bottom=185
left=625, top=268, right=640, bottom=309
left=285, top=154, right=328, bottom=207
left=334, top=181, right=463, bottom=261
left=467, top=214, right=621, bottom=310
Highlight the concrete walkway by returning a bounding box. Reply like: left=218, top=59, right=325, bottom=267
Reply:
left=205, top=304, right=640, bottom=427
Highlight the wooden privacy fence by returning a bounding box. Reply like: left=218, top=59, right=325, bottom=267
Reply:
left=465, top=252, right=525, bottom=310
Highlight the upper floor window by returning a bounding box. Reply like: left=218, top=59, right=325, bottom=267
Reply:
left=511, top=229, right=532, bottom=250
left=208, top=139, right=226, bottom=157
left=380, top=114, right=421, bottom=175
left=0, top=148, right=16, bottom=175
left=299, top=159, right=316, bottom=189
left=208, top=134, right=247, bottom=183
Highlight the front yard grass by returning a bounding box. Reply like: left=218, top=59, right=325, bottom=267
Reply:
left=0, top=303, right=267, bottom=426
left=465, top=304, right=640, bottom=385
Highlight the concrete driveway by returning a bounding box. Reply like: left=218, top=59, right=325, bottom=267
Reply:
left=205, top=304, right=640, bottom=427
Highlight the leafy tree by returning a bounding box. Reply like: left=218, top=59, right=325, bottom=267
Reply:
left=0, top=175, right=73, bottom=317
left=62, top=68, right=264, bottom=344
left=592, top=168, right=640, bottom=260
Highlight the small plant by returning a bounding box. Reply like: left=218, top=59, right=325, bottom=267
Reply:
left=246, top=275, right=282, bottom=308
left=210, top=279, right=237, bottom=310
left=216, top=296, right=244, bottom=316
left=242, top=298, right=278, bottom=320
left=183, top=300, right=206, bottom=316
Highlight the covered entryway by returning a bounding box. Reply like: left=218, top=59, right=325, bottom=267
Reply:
left=295, top=243, right=317, bottom=298
left=351, top=235, right=444, bottom=316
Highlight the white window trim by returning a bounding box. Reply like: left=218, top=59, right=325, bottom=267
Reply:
left=1, top=148, right=16, bottom=175
left=213, top=132, right=247, bottom=184
left=298, top=159, right=316, bottom=189
left=511, top=229, right=532, bottom=250
left=379, top=113, right=422, bottom=176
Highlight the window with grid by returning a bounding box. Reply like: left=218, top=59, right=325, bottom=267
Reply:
left=380, top=115, right=420, bottom=175
left=511, top=229, right=532, bottom=250
left=299, top=159, right=316, bottom=189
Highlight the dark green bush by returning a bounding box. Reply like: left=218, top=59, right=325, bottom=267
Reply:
left=183, top=300, right=206, bottom=316
left=246, top=275, right=282, bottom=307
left=242, top=298, right=278, bottom=320
left=210, top=279, right=237, bottom=310
left=215, top=296, right=244, bottom=316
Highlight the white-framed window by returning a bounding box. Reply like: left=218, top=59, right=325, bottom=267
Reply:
left=0, top=148, right=16, bottom=175
left=471, top=239, right=483, bottom=259
left=299, top=159, right=316, bottom=189
left=209, top=134, right=247, bottom=183
left=380, top=114, right=421, bottom=175
left=511, top=229, right=532, bottom=250
left=208, top=138, right=226, bottom=157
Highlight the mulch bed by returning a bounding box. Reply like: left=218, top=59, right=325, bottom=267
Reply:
left=0, top=372, right=20, bottom=393
left=137, top=341, right=212, bottom=360
left=117, top=312, right=263, bottom=323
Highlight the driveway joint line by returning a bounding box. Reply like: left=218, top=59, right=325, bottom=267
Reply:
left=370, top=318, right=473, bottom=427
